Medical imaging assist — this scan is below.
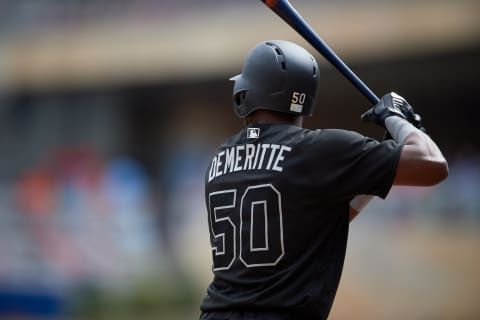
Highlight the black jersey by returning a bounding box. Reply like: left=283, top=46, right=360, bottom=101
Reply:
left=201, top=123, right=403, bottom=319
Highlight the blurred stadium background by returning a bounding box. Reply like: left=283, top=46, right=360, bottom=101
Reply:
left=0, top=0, right=479, bottom=319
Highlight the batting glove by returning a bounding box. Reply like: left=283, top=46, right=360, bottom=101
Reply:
left=361, top=92, right=426, bottom=132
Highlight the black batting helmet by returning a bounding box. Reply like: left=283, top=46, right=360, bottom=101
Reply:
left=230, top=40, right=320, bottom=118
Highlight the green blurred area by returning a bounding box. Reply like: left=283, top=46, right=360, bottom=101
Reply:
left=70, top=275, right=200, bottom=319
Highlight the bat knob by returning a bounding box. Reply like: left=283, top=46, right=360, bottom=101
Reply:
left=360, top=109, right=374, bottom=122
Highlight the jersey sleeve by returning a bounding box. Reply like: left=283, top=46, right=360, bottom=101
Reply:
left=308, top=129, right=403, bottom=200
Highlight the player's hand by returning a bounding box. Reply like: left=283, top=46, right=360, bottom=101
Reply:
left=361, top=92, right=424, bottom=130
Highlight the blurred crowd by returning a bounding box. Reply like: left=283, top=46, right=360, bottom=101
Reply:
left=0, top=146, right=160, bottom=316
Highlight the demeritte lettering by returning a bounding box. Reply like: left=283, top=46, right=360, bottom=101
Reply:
left=208, top=143, right=292, bottom=182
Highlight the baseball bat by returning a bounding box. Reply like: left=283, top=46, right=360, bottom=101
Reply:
left=260, top=0, right=380, bottom=105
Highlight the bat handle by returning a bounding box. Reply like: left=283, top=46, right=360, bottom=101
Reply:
left=331, top=55, right=380, bottom=105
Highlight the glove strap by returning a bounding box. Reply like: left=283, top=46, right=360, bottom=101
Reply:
left=385, top=116, right=418, bottom=144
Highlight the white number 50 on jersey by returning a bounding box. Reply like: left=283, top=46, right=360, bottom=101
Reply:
left=208, top=184, right=285, bottom=271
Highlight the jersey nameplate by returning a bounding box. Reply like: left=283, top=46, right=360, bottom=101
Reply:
left=208, top=143, right=292, bottom=182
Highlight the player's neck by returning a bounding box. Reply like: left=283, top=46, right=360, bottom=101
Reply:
left=246, top=110, right=303, bottom=127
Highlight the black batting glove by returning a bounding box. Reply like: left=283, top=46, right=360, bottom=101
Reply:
left=361, top=92, right=410, bottom=128
left=361, top=92, right=426, bottom=132
left=410, top=113, right=428, bottom=134
left=399, top=101, right=427, bottom=133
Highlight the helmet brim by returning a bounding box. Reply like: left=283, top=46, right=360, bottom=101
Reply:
left=229, top=74, right=241, bottom=81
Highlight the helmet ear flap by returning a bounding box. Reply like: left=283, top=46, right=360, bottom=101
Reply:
left=234, top=90, right=248, bottom=107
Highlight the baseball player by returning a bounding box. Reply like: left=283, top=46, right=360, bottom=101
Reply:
left=200, top=40, right=448, bottom=320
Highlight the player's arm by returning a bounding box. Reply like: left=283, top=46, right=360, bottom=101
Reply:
left=392, top=123, right=447, bottom=185
left=362, top=92, right=448, bottom=187
left=350, top=93, right=449, bottom=222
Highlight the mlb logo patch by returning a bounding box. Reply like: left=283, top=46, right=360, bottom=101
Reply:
left=247, top=128, right=260, bottom=139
